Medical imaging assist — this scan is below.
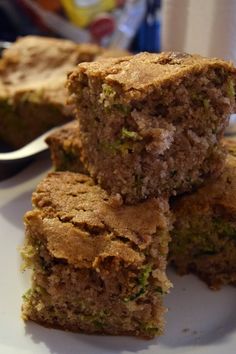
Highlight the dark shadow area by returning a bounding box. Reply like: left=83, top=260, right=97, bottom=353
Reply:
left=0, top=150, right=51, bottom=188
left=0, top=140, right=13, bottom=152
left=24, top=322, right=154, bottom=354
left=0, top=158, right=35, bottom=182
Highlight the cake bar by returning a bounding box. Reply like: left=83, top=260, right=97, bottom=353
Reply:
left=21, top=172, right=172, bottom=338
left=67, top=51, right=236, bottom=203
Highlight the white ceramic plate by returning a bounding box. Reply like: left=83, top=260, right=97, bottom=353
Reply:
left=0, top=154, right=236, bottom=354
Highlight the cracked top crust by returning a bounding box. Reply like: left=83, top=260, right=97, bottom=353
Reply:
left=68, top=51, right=236, bottom=100
left=25, top=172, right=170, bottom=267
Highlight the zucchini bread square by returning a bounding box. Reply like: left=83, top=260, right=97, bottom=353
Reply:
left=21, top=172, right=172, bottom=338
left=169, top=139, right=236, bottom=289
left=0, top=36, right=126, bottom=148
left=67, top=51, right=236, bottom=203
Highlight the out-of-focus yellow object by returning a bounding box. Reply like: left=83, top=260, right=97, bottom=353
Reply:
left=61, top=0, right=117, bottom=28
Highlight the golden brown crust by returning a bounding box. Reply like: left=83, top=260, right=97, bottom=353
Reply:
left=25, top=172, right=170, bottom=268
left=25, top=211, right=145, bottom=268
left=68, top=51, right=236, bottom=101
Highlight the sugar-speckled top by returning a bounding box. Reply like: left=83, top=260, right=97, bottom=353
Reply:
left=25, top=172, right=170, bottom=268
left=68, top=51, right=236, bottom=100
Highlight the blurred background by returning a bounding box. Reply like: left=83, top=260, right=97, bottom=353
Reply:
left=0, top=0, right=161, bottom=52
left=1, top=1, right=236, bottom=159
left=1, top=0, right=236, bottom=62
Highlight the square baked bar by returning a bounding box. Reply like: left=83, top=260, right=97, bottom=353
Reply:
left=170, top=139, right=236, bottom=289
left=68, top=51, right=236, bottom=203
left=21, top=172, right=171, bottom=338
left=0, top=36, right=127, bottom=148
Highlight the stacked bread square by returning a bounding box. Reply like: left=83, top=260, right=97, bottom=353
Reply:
left=21, top=51, right=236, bottom=338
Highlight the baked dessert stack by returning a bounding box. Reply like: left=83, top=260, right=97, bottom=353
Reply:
left=21, top=50, right=236, bottom=338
